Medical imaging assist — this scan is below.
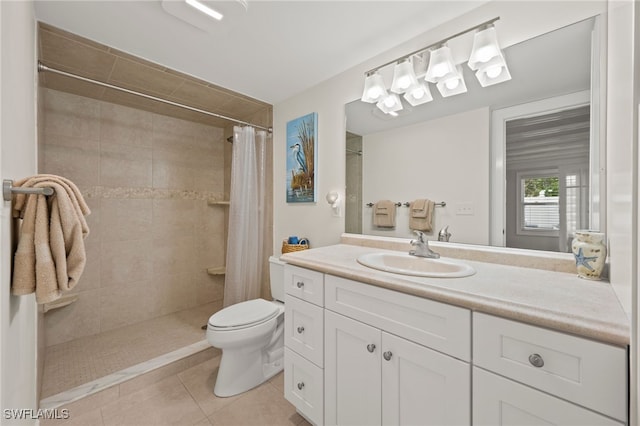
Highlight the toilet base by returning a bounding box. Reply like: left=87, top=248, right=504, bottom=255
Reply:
left=213, top=321, right=285, bottom=397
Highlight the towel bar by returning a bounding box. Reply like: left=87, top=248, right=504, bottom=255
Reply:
left=366, top=201, right=446, bottom=207
left=3, top=179, right=54, bottom=201
left=366, top=202, right=402, bottom=207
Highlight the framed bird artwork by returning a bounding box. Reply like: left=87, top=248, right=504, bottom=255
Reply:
left=286, top=112, right=318, bottom=203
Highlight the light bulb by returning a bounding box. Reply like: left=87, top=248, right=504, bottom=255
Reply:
left=432, top=63, right=449, bottom=79
left=445, top=78, right=460, bottom=90
left=384, top=96, right=396, bottom=107
left=475, top=45, right=499, bottom=63
left=411, top=87, right=425, bottom=99
left=367, top=86, right=383, bottom=100
left=396, top=76, right=411, bottom=90
left=485, top=65, right=502, bottom=79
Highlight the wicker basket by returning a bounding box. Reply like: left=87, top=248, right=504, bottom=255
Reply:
left=282, top=240, right=310, bottom=254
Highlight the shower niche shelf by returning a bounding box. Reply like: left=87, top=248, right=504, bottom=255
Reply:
left=207, top=200, right=230, bottom=206
left=207, top=266, right=226, bottom=275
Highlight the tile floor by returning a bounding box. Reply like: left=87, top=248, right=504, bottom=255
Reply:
left=42, top=355, right=310, bottom=426
left=42, top=302, right=221, bottom=397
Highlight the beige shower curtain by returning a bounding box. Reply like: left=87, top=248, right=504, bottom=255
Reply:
left=223, top=126, right=267, bottom=307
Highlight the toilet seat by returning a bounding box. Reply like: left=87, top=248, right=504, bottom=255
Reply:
left=208, top=299, right=280, bottom=331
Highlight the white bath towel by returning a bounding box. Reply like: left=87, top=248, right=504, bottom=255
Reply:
left=409, top=199, right=435, bottom=232
left=373, top=200, right=396, bottom=228
left=11, top=174, right=90, bottom=304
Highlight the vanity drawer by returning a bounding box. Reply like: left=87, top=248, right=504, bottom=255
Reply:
left=284, top=348, right=324, bottom=426
left=473, top=367, right=624, bottom=426
left=285, top=294, right=324, bottom=367
left=324, top=274, right=471, bottom=361
left=473, top=312, right=627, bottom=421
left=284, top=265, right=324, bottom=307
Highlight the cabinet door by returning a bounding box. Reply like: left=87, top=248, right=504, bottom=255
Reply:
left=473, top=367, right=624, bottom=426
left=382, top=332, right=470, bottom=426
left=325, top=310, right=381, bottom=426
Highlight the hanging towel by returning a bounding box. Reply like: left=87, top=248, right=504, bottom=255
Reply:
left=11, top=174, right=90, bottom=304
left=373, top=200, right=396, bottom=228
left=409, top=199, right=435, bottom=232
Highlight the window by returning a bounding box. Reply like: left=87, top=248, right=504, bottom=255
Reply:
left=517, top=172, right=560, bottom=236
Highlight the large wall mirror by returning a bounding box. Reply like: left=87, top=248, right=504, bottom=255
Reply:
left=345, top=16, right=604, bottom=253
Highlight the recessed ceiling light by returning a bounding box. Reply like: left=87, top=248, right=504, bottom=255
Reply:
left=185, top=0, right=223, bottom=21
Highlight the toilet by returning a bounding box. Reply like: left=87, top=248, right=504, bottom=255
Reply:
left=206, top=256, right=286, bottom=397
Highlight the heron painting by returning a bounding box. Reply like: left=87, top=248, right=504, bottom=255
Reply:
left=286, top=112, right=317, bottom=202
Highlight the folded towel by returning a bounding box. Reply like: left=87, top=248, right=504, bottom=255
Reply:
left=373, top=200, right=396, bottom=228
left=411, top=198, right=429, bottom=218
left=409, top=199, right=435, bottom=232
left=11, top=175, right=90, bottom=304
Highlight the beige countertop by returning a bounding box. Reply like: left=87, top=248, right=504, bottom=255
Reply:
left=280, top=243, right=630, bottom=347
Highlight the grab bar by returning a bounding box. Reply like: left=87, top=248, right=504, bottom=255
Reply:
left=3, top=179, right=54, bottom=201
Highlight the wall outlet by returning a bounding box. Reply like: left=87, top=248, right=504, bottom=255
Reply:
left=456, top=203, right=474, bottom=216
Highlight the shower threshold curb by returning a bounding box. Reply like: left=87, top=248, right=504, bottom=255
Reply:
left=40, top=339, right=212, bottom=410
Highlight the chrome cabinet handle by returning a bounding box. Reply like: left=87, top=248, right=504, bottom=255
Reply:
left=297, top=326, right=305, bottom=334
left=296, top=281, right=304, bottom=289
left=528, top=353, right=545, bottom=368
left=297, top=382, right=305, bottom=390
left=367, top=343, right=376, bottom=353
left=383, top=351, right=393, bottom=361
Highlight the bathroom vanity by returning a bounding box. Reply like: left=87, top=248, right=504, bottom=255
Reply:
left=281, top=241, right=629, bottom=426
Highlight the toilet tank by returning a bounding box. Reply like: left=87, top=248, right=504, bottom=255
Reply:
left=269, top=256, right=286, bottom=302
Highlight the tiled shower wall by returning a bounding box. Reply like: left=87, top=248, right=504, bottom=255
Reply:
left=40, top=88, right=227, bottom=347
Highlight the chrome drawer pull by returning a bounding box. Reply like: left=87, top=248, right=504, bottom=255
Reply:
left=383, top=351, right=393, bottom=361
left=528, top=353, right=545, bottom=368
left=297, top=382, right=305, bottom=390
left=367, top=344, right=376, bottom=353
left=296, top=281, right=304, bottom=289
left=297, top=326, right=305, bottom=334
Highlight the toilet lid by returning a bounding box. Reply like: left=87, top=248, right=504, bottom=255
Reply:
left=208, top=299, right=279, bottom=329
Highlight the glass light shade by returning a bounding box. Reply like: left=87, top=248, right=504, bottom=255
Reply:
left=436, top=66, right=467, bottom=97
left=361, top=72, right=388, bottom=103
left=468, top=26, right=502, bottom=70
left=425, top=45, right=456, bottom=83
left=403, top=81, right=433, bottom=106
left=390, top=59, right=419, bottom=94
left=475, top=54, right=512, bottom=87
left=376, top=93, right=403, bottom=114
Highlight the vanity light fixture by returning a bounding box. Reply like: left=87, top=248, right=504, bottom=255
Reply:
left=468, top=24, right=512, bottom=87
left=403, top=80, right=433, bottom=106
left=185, top=0, right=224, bottom=20
left=390, top=58, right=419, bottom=94
left=360, top=16, right=507, bottom=115
left=424, top=45, right=457, bottom=83
left=361, top=71, right=388, bottom=103
left=376, top=92, right=403, bottom=114
left=436, top=65, right=468, bottom=97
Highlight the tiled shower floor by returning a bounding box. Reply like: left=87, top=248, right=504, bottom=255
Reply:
left=42, top=302, right=220, bottom=398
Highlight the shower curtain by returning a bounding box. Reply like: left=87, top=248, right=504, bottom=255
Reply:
left=223, top=126, right=267, bottom=307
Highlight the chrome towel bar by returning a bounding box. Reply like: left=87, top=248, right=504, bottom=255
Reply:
left=3, top=179, right=54, bottom=201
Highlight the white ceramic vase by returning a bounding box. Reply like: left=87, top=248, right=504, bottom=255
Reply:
left=571, top=231, right=607, bottom=280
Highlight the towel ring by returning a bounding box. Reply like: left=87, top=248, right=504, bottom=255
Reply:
left=3, top=179, right=54, bottom=201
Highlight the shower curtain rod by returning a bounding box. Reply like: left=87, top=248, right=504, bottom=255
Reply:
left=37, top=62, right=273, bottom=133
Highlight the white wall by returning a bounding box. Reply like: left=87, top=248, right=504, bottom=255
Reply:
left=0, top=1, right=39, bottom=423
left=273, top=0, right=607, bottom=256
left=361, top=107, right=489, bottom=244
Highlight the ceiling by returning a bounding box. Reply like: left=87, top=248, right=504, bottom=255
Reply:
left=33, top=1, right=487, bottom=105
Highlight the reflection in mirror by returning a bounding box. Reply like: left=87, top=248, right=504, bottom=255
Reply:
left=345, top=18, right=601, bottom=252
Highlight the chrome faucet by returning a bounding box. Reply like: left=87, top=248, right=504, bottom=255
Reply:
left=438, top=225, right=452, bottom=242
left=409, top=230, right=440, bottom=259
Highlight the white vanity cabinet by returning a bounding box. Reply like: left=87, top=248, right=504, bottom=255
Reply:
left=473, top=312, right=627, bottom=425
left=324, top=275, right=471, bottom=426
left=283, top=265, right=325, bottom=425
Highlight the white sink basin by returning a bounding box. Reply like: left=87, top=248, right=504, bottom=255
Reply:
left=357, top=252, right=476, bottom=278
